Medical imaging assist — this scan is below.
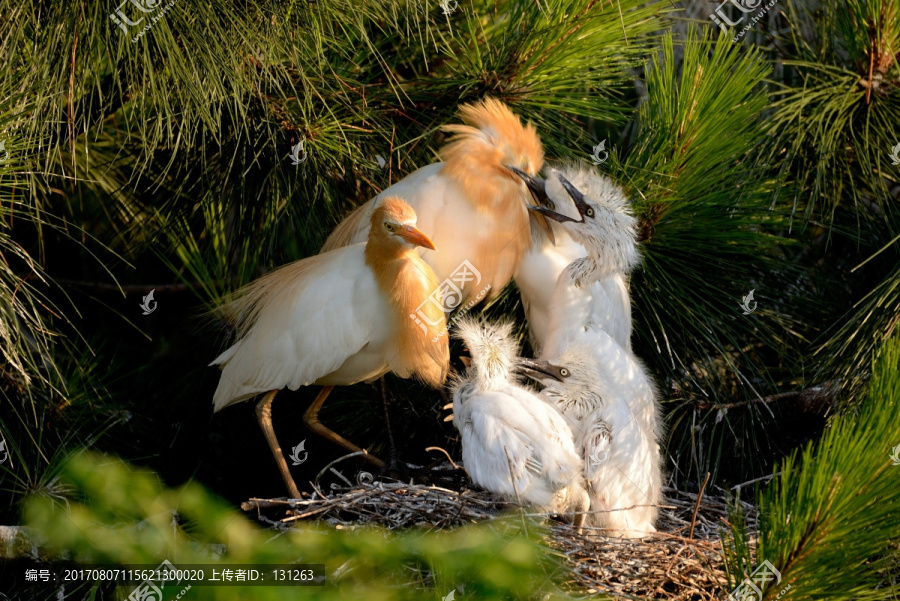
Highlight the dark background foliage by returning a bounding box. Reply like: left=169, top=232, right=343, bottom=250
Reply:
left=1, top=0, right=899, bottom=597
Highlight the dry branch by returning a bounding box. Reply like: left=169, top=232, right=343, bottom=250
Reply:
left=243, top=471, right=757, bottom=601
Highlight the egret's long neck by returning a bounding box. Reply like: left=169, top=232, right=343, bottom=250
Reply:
left=475, top=363, right=511, bottom=392
left=365, top=240, right=448, bottom=388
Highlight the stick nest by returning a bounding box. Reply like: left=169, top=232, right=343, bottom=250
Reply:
left=242, top=465, right=756, bottom=600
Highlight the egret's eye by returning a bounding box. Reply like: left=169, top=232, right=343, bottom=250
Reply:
left=585, top=207, right=595, bottom=218
left=546, top=200, right=555, bottom=210
left=384, top=222, right=396, bottom=232
left=559, top=368, right=570, bottom=377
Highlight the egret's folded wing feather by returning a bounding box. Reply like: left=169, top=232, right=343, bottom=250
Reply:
left=460, top=392, right=541, bottom=501
left=506, top=386, right=582, bottom=486
left=210, top=247, right=381, bottom=410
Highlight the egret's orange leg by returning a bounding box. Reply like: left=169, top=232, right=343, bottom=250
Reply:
left=255, top=390, right=302, bottom=499
left=303, top=386, right=386, bottom=469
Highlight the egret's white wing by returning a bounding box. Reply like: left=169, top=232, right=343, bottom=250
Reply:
left=210, top=246, right=389, bottom=411
left=504, top=385, right=582, bottom=485
left=459, top=391, right=556, bottom=506
left=322, top=163, right=448, bottom=248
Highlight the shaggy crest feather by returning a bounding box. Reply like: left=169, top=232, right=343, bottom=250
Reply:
left=440, top=97, right=544, bottom=182
left=453, top=317, right=520, bottom=390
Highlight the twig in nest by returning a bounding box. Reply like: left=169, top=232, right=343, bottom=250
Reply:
left=730, top=472, right=780, bottom=493
left=315, top=451, right=369, bottom=490
left=330, top=468, right=354, bottom=488
left=689, top=472, right=710, bottom=539
left=425, top=446, right=460, bottom=470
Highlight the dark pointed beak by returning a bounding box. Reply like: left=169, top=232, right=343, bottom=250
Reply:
left=516, top=358, right=565, bottom=383
left=527, top=204, right=581, bottom=223
left=553, top=171, right=593, bottom=219
left=506, top=165, right=550, bottom=206
left=505, top=164, right=557, bottom=243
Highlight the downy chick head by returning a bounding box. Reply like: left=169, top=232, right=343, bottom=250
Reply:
left=453, top=316, right=521, bottom=391
left=511, top=165, right=640, bottom=280
left=517, top=342, right=605, bottom=419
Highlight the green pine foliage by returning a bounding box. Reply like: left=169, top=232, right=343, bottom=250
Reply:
left=610, top=29, right=805, bottom=483
left=1, top=1, right=900, bottom=598
left=21, top=452, right=560, bottom=601
left=726, top=335, right=900, bottom=599
left=762, top=0, right=900, bottom=396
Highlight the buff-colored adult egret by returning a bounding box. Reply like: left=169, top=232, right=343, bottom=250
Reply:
left=322, top=98, right=546, bottom=306
left=210, top=197, right=450, bottom=498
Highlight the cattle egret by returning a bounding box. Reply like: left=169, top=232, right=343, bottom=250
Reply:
left=519, top=326, right=662, bottom=538
left=321, top=98, right=546, bottom=305
left=511, top=166, right=638, bottom=357
left=450, top=317, right=589, bottom=531
left=210, top=197, right=450, bottom=498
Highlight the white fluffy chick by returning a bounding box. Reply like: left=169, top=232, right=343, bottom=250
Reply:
left=450, top=317, right=589, bottom=530
left=511, top=165, right=639, bottom=358
left=518, top=326, right=662, bottom=538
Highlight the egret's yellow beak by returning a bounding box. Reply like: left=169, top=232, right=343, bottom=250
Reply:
left=398, top=225, right=437, bottom=251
